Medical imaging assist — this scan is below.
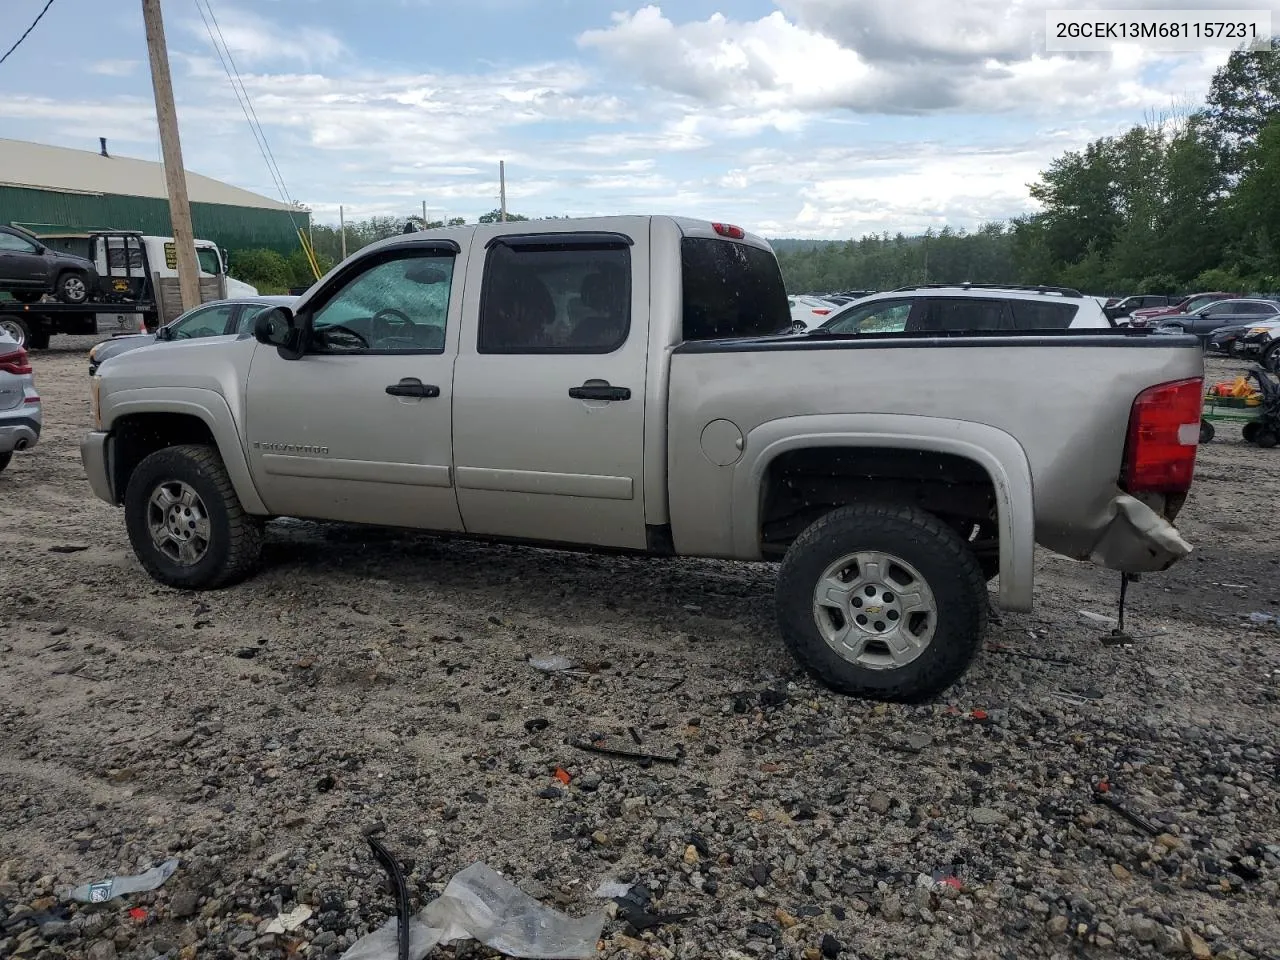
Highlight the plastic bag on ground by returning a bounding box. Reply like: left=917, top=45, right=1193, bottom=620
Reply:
left=65, top=858, right=180, bottom=903
left=340, top=862, right=604, bottom=960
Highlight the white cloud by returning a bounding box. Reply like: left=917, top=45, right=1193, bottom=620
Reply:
left=578, top=3, right=1231, bottom=116
left=89, top=60, right=142, bottom=77
left=182, top=4, right=346, bottom=67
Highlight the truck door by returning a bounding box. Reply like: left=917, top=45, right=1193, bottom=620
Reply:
left=0, top=230, right=50, bottom=287
left=451, top=227, right=650, bottom=549
left=243, top=241, right=465, bottom=531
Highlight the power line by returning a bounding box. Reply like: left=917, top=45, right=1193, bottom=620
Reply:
left=192, top=0, right=287, bottom=203
left=0, top=0, right=56, bottom=66
left=202, top=0, right=295, bottom=207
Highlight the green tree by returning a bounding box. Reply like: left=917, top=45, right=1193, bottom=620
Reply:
left=1200, top=42, right=1280, bottom=180
left=477, top=209, right=531, bottom=223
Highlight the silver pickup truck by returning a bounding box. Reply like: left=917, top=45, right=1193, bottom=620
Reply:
left=81, top=216, right=1205, bottom=701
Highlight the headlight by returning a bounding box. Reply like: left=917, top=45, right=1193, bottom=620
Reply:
left=88, top=345, right=99, bottom=361
left=1248, top=327, right=1269, bottom=335
left=91, top=375, right=102, bottom=429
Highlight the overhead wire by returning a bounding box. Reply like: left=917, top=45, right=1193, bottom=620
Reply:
left=192, top=0, right=320, bottom=277
left=0, top=0, right=57, bottom=66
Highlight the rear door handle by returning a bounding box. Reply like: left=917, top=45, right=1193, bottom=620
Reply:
left=386, top=378, right=440, bottom=398
left=569, top=383, right=631, bottom=401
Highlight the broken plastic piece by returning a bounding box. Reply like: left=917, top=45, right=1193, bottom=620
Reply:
left=262, top=905, right=313, bottom=935
left=368, top=836, right=411, bottom=960
left=341, top=863, right=604, bottom=960
left=128, top=907, right=149, bottom=923
left=66, top=859, right=180, bottom=904
left=592, top=881, right=632, bottom=900
left=1246, top=612, right=1278, bottom=625
left=1078, top=610, right=1117, bottom=627
left=553, top=767, right=572, bottom=786
left=529, top=654, right=575, bottom=673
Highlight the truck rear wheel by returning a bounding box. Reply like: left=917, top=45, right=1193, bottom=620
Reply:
left=775, top=502, right=987, bottom=702
left=55, top=271, right=89, bottom=305
left=124, top=444, right=264, bottom=589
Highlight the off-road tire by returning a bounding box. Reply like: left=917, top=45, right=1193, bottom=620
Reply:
left=55, top=271, right=89, bottom=305
left=0, top=316, right=31, bottom=348
left=0, top=452, right=11, bottom=474
left=775, top=502, right=988, bottom=702
left=1257, top=429, right=1279, bottom=449
left=1242, top=422, right=1261, bottom=444
left=1200, top=419, right=1215, bottom=444
left=124, top=444, right=264, bottom=589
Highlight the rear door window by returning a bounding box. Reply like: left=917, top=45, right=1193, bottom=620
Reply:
left=1006, top=299, right=1078, bottom=329
left=915, top=298, right=1013, bottom=332
left=680, top=238, right=791, bottom=340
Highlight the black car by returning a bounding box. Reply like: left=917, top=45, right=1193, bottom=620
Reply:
left=0, top=225, right=98, bottom=305
left=1154, top=298, right=1280, bottom=344
left=88, top=295, right=297, bottom=375
left=1104, top=294, right=1171, bottom=322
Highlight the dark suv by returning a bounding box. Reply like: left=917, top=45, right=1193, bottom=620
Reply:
left=0, top=225, right=98, bottom=305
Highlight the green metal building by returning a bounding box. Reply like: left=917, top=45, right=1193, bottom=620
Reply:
left=0, top=138, right=308, bottom=254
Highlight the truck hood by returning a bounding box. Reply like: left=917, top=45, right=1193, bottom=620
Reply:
left=96, top=334, right=255, bottom=395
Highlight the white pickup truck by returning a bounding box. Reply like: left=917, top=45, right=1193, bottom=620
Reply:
left=81, top=217, right=1205, bottom=700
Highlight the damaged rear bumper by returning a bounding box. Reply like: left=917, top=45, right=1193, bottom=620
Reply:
left=1088, top=494, right=1192, bottom=573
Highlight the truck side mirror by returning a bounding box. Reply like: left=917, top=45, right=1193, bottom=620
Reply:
left=254, top=306, right=304, bottom=360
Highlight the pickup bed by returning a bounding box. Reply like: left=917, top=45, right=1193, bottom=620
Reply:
left=81, top=216, right=1205, bottom=701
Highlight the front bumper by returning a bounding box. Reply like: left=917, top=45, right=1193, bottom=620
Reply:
left=1089, top=494, right=1192, bottom=573
left=80, top=430, right=115, bottom=504
left=0, top=416, right=41, bottom=455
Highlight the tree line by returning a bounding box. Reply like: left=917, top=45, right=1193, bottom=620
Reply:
left=777, top=45, right=1280, bottom=296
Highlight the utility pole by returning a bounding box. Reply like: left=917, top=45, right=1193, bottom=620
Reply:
left=499, top=160, right=507, bottom=222
left=422, top=200, right=429, bottom=230
left=141, top=0, right=200, bottom=312
left=339, top=205, right=346, bottom=260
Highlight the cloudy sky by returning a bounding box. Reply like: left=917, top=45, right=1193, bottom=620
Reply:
left=0, top=0, right=1242, bottom=238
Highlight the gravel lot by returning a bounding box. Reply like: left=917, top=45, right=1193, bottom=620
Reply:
left=1, top=338, right=1277, bottom=960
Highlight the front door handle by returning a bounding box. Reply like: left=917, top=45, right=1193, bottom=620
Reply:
left=386, top=378, right=440, bottom=398
left=569, top=383, right=631, bottom=401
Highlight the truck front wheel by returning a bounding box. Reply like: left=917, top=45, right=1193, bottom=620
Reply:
left=55, top=271, right=89, bottom=305
left=775, top=502, right=988, bottom=702
left=124, top=444, right=264, bottom=589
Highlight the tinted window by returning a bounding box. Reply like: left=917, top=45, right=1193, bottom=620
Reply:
left=823, top=299, right=913, bottom=334
left=919, top=298, right=1010, bottom=332
left=1184, top=296, right=1219, bottom=312
left=1201, top=302, right=1235, bottom=316
left=0, top=231, right=37, bottom=253
left=169, top=303, right=235, bottom=339
left=681, top=238, right=790, bottom=340
left=236, top=302, right=279, bottom=334
left=1007, top=300, right=1077, bottom=328
left=310, top=251, right=453, bottom=354
left=478, top=242, right=630, bottom=354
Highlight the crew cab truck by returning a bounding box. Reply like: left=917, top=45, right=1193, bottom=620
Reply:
left=80, top=216, right=1205, bottom=701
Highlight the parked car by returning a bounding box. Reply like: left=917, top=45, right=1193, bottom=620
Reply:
left=0, top=329, right=41, bottom=474
left=1104, top=294, right=1172, bottom=323
left=88, top=296, right=297, bottom=375
left=1153, top=298, right=1280, bottom=344
left=0, top=224, right=98, bottom=307
left=81, top=216, right=1204, bottom=702
left=814, top=283, right=1112, bottom=335
left=1238, top=320, right=1280, bottom=370
left=789, top=295, right=839, bottom=329
left=1129, top=292, right=1239, bottom=327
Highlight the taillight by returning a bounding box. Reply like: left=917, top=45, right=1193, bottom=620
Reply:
left=712, top=222, right=745, bottom=239
left=1121, top=378, right=1203, bottom=494
left=812, top=308, right=831, bottom=316
left=0, top=348, right=32, bottom=376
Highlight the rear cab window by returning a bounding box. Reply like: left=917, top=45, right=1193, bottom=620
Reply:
left=680, top=238, right=791, bottom=340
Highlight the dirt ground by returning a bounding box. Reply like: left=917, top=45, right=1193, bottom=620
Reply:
left=1, top=339, right=1277, bottom=960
